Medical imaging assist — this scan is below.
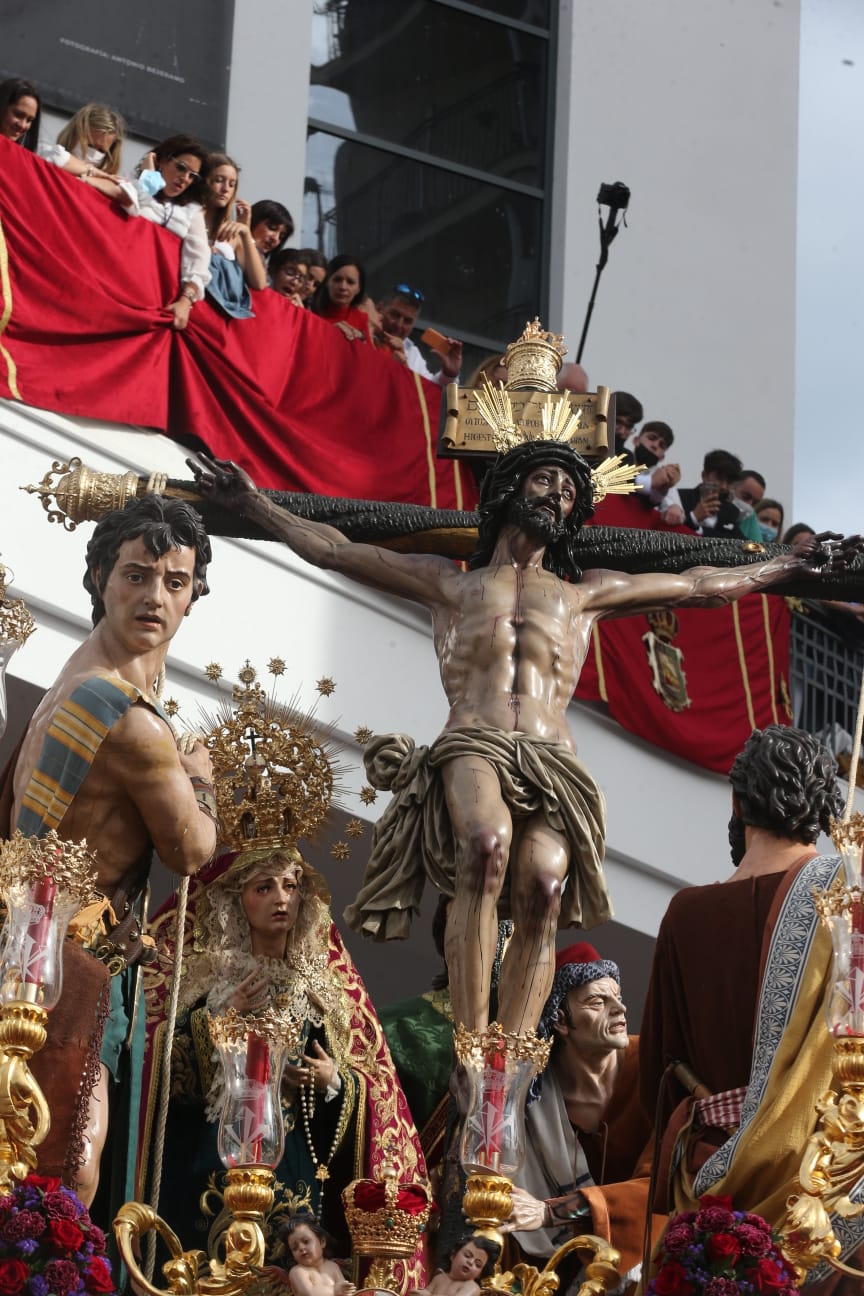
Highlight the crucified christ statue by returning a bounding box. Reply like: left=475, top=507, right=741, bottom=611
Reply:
left=188, top=446, right=857, bottom=1041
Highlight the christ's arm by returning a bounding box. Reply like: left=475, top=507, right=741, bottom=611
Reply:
left=581, top=534, right=861, bottom=620
left=187, top=454, right=457, bottom=609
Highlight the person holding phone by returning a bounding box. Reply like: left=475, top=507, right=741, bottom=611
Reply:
left=374, top=284, right=462, bottom=385
left=676, top=449, right=753, bottom=537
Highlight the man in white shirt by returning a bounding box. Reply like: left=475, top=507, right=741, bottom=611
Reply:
left=374, top=284, right=462, bottom=386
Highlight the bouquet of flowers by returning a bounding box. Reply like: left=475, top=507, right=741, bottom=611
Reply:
left=0, top=1174, right=114, bottom=1296
left=647, top=1194, right=799, bottom=1296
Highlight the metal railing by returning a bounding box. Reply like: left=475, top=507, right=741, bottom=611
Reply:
left=789, top=604, right=864, bottom=758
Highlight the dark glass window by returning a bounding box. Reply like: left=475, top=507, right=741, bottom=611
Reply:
left=304, top=0, right=553, bottom=369
left=310, top=2, right=548, bottom=186
left=305, top=131, right=542, bottom=344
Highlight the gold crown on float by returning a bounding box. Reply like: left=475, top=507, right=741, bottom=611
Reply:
left=341, top=1154, right=432, bottom=1259
left=194, top=661, right=342, bottom=854
left=503, top=317, right=566, bottom=392
left=207, top=1003, right=304, bottom=1055
left=0, top=560, right=36, bottom=648
left=474, top=377, right=641, bottom=503
left=0, top=829, right=99, bottom=904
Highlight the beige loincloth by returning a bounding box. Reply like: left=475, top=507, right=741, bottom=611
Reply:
left=343, top=726, right=610, bottom=940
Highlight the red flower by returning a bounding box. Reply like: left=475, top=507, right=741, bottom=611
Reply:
left=44, top=1259, right=81, bottom=1296
left=653, top=1260, right=694, bottom=1296
left=752, top=1258, right=790, bottom=1291
left=699, top=1193, right=734, bottom=1212
left=48, top=1218, right=85, bottom=1251
left=707, top=1232, right=741, bottom=1265
left=734, top=1223, right=772, bottom=1257
left=696, top=1205, right=735, bottom=1232
left=25, top=1175, right=61, bottom=1194
left=42, top=1191, right=78, bottom=1221
left=663, top=1223, right=695, bottom=1256
left=88, top=1224, right=107, bottom=1255
left=0, top=1260, right=29, bottom=1295
left=85, top=1256, right=114, bottom=1293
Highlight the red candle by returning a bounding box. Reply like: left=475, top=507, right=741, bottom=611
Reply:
left=243, top=1032, right=270, bottom=1162
left=851, top=899, right=864, bottom=1036
left=481, top=1039, right=507, bottom=1171
left=23, top=877, right=56, bottom=987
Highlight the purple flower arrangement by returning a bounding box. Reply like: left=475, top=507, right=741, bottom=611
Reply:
left=647, top=1195, right=799, bottom=1296
left=0, top=1175, right=113, bottom=1296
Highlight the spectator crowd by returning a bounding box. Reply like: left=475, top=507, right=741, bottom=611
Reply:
left=0, top=74, right=840, bottom=557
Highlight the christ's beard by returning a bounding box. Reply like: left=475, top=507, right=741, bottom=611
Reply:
left=728, top=814, right=746, bottom=867
left=508, top=496, right=565, bottom=543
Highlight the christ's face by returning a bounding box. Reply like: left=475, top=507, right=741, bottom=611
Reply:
left=507, top=465, right=578, bottom=542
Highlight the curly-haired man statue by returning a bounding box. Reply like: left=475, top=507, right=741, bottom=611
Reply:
left=638, top=725, right=864, bottom=1275
left=1, top=496, right=217, bottom=1211
left=187, top=449, right=856, bottom=1042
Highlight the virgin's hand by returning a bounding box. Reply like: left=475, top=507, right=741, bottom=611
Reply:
left=229, top=970, right=271, bottom=1012
left=333, top=1282, right=356, bottom=1296
left=302, top=1040, right=337, bottom=1091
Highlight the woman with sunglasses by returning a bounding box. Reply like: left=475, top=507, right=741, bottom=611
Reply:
left=200, top=152, right=267, bottom=319
left=130, top=134, right=210, bottom=330
left=310, top=254, right=376, bottom=342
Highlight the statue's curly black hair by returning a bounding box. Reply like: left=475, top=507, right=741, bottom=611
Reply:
left=469, top=441, right=595, bottom=581
left=729, top=725, right=841, bottom=844
left=83, top=495, right=212, bottom=626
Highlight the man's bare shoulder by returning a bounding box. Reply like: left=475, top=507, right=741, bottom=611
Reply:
left=105, top=700, right=176, bottom=753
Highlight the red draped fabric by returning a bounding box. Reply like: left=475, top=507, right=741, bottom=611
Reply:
left=576, top=593, right=792, bottom=775
left=0, top=138, right=474, bottom=509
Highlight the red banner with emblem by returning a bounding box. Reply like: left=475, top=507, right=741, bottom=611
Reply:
left=0, top=139, right=475, bottom=510
left=576, top=593, right=792, bottom=775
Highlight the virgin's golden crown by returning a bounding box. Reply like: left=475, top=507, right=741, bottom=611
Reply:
left=198, top=663, right=339, bottom=853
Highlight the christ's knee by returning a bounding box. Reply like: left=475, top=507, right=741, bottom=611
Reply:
left=462, top=827, right=510, bottom=897
left=514, top=869, right=564, bottom=932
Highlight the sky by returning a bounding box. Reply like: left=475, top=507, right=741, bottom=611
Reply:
left=795, top=0, right=864, bottom=533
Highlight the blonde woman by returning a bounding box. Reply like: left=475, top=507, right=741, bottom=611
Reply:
left=40, top=102, right=125, bottom=176
left=201, top=151, right=267, bottom=317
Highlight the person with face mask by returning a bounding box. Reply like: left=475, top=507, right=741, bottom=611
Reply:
left=755, top=497, right=784, bottom=545
left=622, top=421, right=686, bottom=524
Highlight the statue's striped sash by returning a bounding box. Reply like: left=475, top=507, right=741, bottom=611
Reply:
left=17, top=676, right=144, bottom=837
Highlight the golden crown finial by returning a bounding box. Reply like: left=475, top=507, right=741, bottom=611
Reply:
left=194, top=660, right=343, bottom=854
left=503, top=317, right=566, bottom=392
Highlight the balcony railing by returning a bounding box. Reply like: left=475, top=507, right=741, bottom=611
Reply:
left=789, top=603, right=864, bottom=759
